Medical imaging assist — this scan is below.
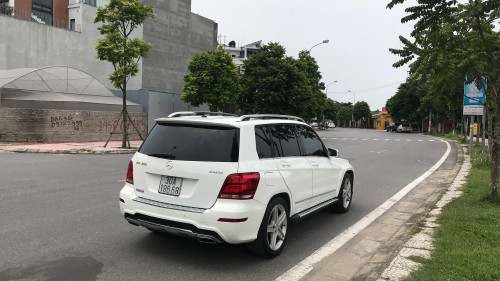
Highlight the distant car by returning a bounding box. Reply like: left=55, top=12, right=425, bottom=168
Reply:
left=386, top=123, right=397, bottom=132
left=327, top=122, right=335, bottom=128
left=310, top=121, right=318, bottom=127
left=397, top=124, right=412, bottom=133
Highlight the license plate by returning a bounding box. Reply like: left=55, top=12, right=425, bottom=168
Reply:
left=158, top=176, right=182, bottom=196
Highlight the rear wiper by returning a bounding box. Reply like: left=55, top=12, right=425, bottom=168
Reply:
left=148, top=153, right=176, bottom=160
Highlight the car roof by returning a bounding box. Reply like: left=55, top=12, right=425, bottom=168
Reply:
left=154, top=113, right=308, bottom=128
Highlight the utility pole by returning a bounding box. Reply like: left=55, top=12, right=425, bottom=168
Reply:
left=469, top=115, right=475, bottom=155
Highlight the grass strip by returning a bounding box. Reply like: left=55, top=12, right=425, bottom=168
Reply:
left=405, top=143, right=500, bottom=281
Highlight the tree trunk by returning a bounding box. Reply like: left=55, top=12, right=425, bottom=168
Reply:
left=488, top=100, right=500, bottom=199
left=122, top=82, right=128, bottom=148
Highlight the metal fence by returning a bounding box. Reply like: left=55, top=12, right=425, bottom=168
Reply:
left=0, top=5, right=81, bottom=32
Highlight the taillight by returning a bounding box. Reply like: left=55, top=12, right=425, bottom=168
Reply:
left=218, top=173, right=260, bottom=200
left=126, top=161, right=134, bottom=184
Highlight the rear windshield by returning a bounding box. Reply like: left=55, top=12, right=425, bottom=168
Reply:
left=139, top=123, right=240, bottom=162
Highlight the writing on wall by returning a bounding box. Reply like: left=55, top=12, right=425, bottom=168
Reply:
left=98, top=117, right=147, bottom=134
left=50, top=115, right=83, bottom=131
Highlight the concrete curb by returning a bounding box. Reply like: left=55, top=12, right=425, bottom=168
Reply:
left=377, top=144, right=470, bottom=280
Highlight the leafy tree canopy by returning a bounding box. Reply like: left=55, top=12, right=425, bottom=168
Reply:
left=95, top=0, right=155, bottom=90
left=353, top=101, right=371, bottom=121
left=337, top=106, right=352, bottom=122
left=239, top=43, right=325, bottom=120
left=182, top=45, right=241, bottom=112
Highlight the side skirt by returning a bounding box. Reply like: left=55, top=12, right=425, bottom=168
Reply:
left=290, top=198, right=338, bottom=222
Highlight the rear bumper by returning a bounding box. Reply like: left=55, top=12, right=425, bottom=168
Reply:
left=119, top=184, right=266, bottom=244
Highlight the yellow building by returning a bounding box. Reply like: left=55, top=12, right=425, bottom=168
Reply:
left=372, top=107, right=393, bottom=130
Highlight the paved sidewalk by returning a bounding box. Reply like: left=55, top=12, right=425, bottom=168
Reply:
left=0, top=140, right=142, bottom=154
left=293, top=141, right=462, bottom=281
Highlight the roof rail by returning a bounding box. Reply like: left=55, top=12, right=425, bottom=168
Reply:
left=168, top=111, right=238, bottom=118
left=239, top=114, right=305, bottom=123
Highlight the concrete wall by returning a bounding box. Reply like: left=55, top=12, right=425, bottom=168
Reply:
left=142, top=0, right=218, bottom=94
left=0, top=107, right=147, bottom=142
left=0, top=4, right=143, bottom=91
left=147, top=90, right=207, bottom=130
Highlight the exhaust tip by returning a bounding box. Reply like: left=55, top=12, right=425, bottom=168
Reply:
left=197, top=235, right=218, bottom=244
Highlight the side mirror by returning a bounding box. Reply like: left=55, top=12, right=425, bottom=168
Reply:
left=328, top=147, right=339, bottom=157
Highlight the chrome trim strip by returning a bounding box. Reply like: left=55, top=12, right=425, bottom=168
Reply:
left=133, top=197, right=207, bottom=213
left=296, top=198, right=337, bottom=218
left=295, top=190, right=335, bottom=205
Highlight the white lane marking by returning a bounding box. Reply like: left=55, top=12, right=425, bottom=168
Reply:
left=418, top=140, right=423, bottom=142
left=407, top=139, right=412, bottom=141
left=274, top=139, right=451, bottom=281
left=369, top=150, right=387, bottom=154
left=395, top=139, right=400, bottom=141
left=331, top=138, right=338, bottom=140
left=429, top=140, right=435, bottom=142
left=362, top=138, right=368, bottom=140
left=384, top=139, right=390, bottom=141
left=322, top=138, right=327, bottom=140
left=341, top=138, right=348, bottom=140
left=373, top=139, right=379, bottom=141
left=352, top=138, right=358, bottom=140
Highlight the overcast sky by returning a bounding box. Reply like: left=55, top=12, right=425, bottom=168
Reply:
left=191, top=0, right=417, bottom=111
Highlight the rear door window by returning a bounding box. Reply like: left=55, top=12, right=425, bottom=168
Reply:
left=139, top=123, right=239, bottom=162
left=255, top=125, right=273, bottom=159
left=296, top=125, right=327, bottom=157
left=270, top=125, right=301, bottom=157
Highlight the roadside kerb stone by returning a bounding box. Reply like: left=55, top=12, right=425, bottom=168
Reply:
left=378, top=145, right=470, bottom=281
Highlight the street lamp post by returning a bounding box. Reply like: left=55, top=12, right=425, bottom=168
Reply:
left=309, top=39, right=329, bottom=53
left=325, top=80, right=338, bottom=97
left=348, top=90, right=356, bottom=128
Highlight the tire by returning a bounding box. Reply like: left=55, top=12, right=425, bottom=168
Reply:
left=248, top=197, right=289, bottom=258
left=334, top=173, right=353, bottom=213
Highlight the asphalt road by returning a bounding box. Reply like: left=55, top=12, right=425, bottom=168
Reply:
left=0, top=128, right=450, bottom=281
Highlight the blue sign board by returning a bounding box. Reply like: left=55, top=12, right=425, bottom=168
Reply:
left=463, top=77, right=486, bottom=115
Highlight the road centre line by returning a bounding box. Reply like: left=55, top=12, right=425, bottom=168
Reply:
left=275, top=139, right=451, bottom=281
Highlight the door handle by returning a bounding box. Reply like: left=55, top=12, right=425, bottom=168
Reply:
left=280, top=161, right=291, bottom=168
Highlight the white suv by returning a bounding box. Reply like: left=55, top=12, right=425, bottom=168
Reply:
left=120, top=112, right=354, bottom=257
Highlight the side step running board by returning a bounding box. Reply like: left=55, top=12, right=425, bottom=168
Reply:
left=291, top=198, right=338, bottom=220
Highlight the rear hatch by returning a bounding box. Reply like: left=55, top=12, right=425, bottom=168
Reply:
left=133, top=122, right=240, bottom=209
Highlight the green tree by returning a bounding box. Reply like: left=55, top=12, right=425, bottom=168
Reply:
left=95, top=0, right=155, bottom=148
left=353, top=101, right=371, bottom=128
left=323, top=98, right=340, bottom=121
left=386, top=79, right=425, bottom=123
left=337, top=106, right=352, bottom=128
left=297, top=51, right=327, bottom=119
left=240, top=43, right=318, bottom=119
left=181, top=45, right=241, bottom=112
left=387, top=0, right=500, bottom=199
